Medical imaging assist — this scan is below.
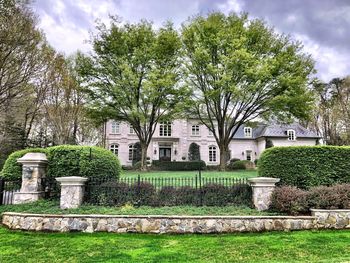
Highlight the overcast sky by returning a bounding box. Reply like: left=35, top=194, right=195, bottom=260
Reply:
left=32, top=0, right=350, bottom=82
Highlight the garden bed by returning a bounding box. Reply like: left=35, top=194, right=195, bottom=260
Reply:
left=0, top=200, right=277, bottom=216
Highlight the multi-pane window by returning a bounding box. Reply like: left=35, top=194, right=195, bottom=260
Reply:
left=287, top=129, right=296, bottom=141
left=109, top=144, right=119, bottom=156
left=209, top=146, right=217, bottom=162
left=129, top=125, right=135, bottom=134
left=191, top=125, right=200, bottom=136
left=128, top=144, right=135, bottom=161
left=159, top=122, right=172, bottom=136
left=111, top=121, right=120, bottom=134
left=244, top=127, right=252, bottom=138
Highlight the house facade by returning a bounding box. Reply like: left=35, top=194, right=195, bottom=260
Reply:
left=105, top=119, right=320, bottom=166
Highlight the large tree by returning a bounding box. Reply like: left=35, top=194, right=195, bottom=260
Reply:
left=311, top=76, right=350, bottom=145
left=182, top=12, right=315, bottom=170
left=0, top=0, right=43, bottom=109
left=78, top=18, right=188, bottom=170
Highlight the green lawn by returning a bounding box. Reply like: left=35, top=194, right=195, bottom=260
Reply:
left=0, top=227, right=349, bottom=262
left=0, top=200, right=277, bottom=216
left=121, top=169, right=257, bottom=179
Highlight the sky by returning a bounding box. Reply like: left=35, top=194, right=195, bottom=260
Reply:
left=32, top=0, right=350, bottom=82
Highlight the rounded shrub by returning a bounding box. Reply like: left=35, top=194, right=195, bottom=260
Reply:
left=227, top=160, right=254, bottom=170
left=271, top=184, right=350, bottom=215
left=270, top=186, right=309, bottom=215
left=0, top=148, right=46, bottom=180
left=229, top=158, right=240, bottom=163
left=0, top=145, right=121, bottom=180
left=259, top=146, right=350, bottom=189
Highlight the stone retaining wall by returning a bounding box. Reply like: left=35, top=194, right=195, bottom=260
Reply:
left=2, top=212, right=315, bottom=233
left=311, top=209, right=350, bottom=229
left=3, top=210, right=349, bottom=234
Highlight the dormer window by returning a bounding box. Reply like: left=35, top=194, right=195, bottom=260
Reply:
left=244, top=127, right=252, bottom=138
left=287, top=129, right=296, bottom=141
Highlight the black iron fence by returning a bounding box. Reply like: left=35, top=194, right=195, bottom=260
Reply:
left=1, top=175, right=252, bottom=207
left=85, top=174, right=252, bottom=207
left=0, top=177, right=60, bottom=205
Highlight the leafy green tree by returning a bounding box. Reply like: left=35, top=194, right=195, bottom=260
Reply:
left=77, top=18, right=188, bottom=170
left=188, top=142, right=200, bottom=161
left=182, top=12, right=315, bottom=170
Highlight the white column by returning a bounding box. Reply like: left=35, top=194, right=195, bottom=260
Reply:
left=13, top=153, right=48, bottom=204
left=56, top=177, right=88, bottom=209
left=248, top=177, right=280, bottom=211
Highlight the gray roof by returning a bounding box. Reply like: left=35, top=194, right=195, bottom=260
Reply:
left=233, top=123, right=320, bottom=139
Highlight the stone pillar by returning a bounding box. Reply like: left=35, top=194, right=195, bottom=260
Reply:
left=248, top=177, right=280, bottom=211
left=13, top=152, right=48, bottom=204
left=56, top=177, right=88, bottom=209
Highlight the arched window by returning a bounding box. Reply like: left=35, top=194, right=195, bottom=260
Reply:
left=128, top=144, right=135, bottom=161
left=287, top=129, right=296, bottom=141
left=109, top=144, right=119, bottom=156
left=159, top=122, right=172, bottom=136
left=244, top=127, right=252, bottom=138
left=111, top=121, right=120, bottom=134
left=191, top=125, right=200, bottom=136
left=209, top=146, right=217, bottom=162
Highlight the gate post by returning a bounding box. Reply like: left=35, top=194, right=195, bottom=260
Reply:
left=13, top=153, right=48, bottom=204
left=248, top=177, right=280, bottom=211
left=56, top=176, right=88, bottom=209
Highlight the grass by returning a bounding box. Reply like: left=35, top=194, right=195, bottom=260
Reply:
left=0, top=200, right=278, bottom=216
left=121, top=169, right=258, bottom=179
left=0, top=227, right=350, bottom=262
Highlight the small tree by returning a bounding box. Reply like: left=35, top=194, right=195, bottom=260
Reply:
left=188, top=142, right=200, bottom=161
left=132, top=142, right=142, bottom=165
left=265, top=139, right=274, bottom=149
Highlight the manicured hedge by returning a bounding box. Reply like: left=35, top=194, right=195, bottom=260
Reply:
left=151, top=160, right=206, bottom=171
left=0, top=145, right=121, bottom=180
left=258, top=146, right=350, bottom=189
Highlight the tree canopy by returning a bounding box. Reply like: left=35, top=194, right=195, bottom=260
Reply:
left=77, top=18, right=189, bottom=170
left=181, top=12, right=315, bottom=169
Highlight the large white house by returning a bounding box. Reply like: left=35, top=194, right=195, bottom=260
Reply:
left=105, top=119, right=320, bottom=166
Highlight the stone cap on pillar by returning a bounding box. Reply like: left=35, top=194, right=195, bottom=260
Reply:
left=17, top=153, right=48, bottom=166
left=56, top=176, right=88, bottom=186
left=248, top=177, right=280, bottom=187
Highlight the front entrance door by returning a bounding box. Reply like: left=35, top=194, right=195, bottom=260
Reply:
left=159, top=147, right=171, bottom=161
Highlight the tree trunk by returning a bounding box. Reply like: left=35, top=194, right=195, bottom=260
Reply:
left=219, top=144, right=229, bottom=171
left=140, top=143, right=148, bottom=171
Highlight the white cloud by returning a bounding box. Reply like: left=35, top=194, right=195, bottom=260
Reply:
left=217, top=0, right=242, bottom=14
left=32, top=0, right=350, bottom=81
left=293, top=33, right=350, bottom=81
